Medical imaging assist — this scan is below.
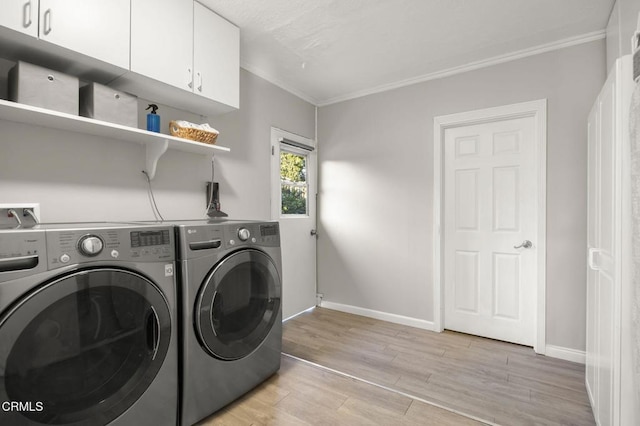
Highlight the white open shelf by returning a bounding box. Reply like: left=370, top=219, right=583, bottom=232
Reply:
left=0, top=98, right=230, bottom=179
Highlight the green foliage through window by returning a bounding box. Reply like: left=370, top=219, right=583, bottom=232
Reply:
left=281, top=152, right=307, bottom=215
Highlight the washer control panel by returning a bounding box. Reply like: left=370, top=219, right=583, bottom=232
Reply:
left=237, top=227, right=251, bottom=241
left=78, top=235, right=104, bottom=257
left=131, top=229, right=171, bottom=248
left=46, top=225, right=174, bottom=268
left=0, top=230, right=47, bottom=276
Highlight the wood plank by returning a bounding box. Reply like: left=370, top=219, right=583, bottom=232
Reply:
left=336, top=396, right=422, bottom=425
left=199, top=408, right=250, bottom=426
left=507, top=373, right=591, bottom=406
left=275, top=392, right=372, bottom=425
left=202, top=393, right=311, bottom=426
left=392, top=351, right=509, bottom=382
left=395, top=379, right=499, bottom=422
left=404, top=400, right=487, bottom=426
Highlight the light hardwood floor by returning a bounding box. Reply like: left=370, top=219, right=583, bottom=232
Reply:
left=200, top=307, right=595, bottom=425
left=281, top=308, right=595, bottom=426
left=198, top=355, right=485, bottom=425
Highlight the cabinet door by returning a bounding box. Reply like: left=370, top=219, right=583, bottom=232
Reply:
left=596, top=70, right=617, bottom=426
left=585, top=104, right=600, bottom=420
left=131, top=0, right=194, bottom=92
left=587, top=68, right=618, bottom=426
left=0, top=0, right=38, bottom=37
left=38, top=0, right=130, bottom=69
left=194, top=2, right=239, bottom=108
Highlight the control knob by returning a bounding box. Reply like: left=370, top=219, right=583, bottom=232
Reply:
left=237, top=228, right=251, bottom=241
left=78, top=235, right=104, bottom=257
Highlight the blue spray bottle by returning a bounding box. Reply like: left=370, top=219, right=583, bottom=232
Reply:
left=146, top=104, right=160, bottom=132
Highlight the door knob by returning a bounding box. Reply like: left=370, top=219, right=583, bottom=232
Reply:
left=514, top=240, right=532, bottom=249
left=310, top=229, right=318, bottom=237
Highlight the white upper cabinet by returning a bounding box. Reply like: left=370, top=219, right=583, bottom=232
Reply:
left=130, top=0, right=194, bottom=92
left=194, top=2, right=239, bottom=108
left=129, top=0, right=239, bottom=111
left=38, top=0, right=130, bottom=69
left=0, top=0, right=38, bottom=37
left=1, top=0, right=239, bottom=116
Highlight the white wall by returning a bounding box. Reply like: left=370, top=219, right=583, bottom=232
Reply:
left=0, top=69, right=315, bottom=222
left=317, top=40, right=606, bottom=352
left=212, top=69, right=316, bottom=219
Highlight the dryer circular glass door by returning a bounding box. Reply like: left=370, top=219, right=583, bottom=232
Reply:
left=196, top=249, right=281, bottom=360
left=0, top=268, right=172, bottom=425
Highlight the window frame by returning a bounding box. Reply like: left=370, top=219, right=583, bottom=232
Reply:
left=270, top=127, right=316, bottom=221
left=279, top=145, right=310, bottom=217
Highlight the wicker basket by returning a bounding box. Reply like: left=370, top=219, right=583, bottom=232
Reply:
left=169, top=120, right=219, bottom=145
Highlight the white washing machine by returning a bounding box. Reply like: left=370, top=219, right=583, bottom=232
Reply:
left=170, top=220, right=282, bottom=426
left=0, top=223, right=178, bottom=426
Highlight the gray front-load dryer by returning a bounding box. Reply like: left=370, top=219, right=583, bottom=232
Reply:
left=0, top=223, right=178, bottom=426
left=174, top=220, right=282, bottom=426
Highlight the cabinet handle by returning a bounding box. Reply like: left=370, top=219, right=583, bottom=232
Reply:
left=23, top=1, right=32, bottom=28
left=197, top=71, right=203, bottom=92
left=43, top=9, right=52, bottom=35
left=187, top=68, right=193, bottom=89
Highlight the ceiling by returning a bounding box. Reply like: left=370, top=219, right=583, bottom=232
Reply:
left=199, top=0, right=614, bottom=106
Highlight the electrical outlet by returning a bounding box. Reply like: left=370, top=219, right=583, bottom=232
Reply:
left=0, top=203, right=41, bottom=226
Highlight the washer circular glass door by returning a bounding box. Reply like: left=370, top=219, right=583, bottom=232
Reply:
left=0, top=268, right=172, bottom=425
left=196, top=249, right=281, bottom=360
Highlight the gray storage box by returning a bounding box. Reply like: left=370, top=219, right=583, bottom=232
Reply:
left=80, top=82, right=138, bottom=127
left=8, top=61, right=79, bottom=115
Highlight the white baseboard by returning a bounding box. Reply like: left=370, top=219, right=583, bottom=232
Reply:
left=320, top=301, right=437, bottom=331
left=318, top=302, right=585, bottom=364
left=545, top=345, right=586, bottom=364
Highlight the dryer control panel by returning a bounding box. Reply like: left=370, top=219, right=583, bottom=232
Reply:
left=223, top=222, right=280, bottom=249
left=176, top=221, right=280, bottom=260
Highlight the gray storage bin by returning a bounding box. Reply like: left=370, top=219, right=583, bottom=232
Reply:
left=80, top=82, right=138, bottom=128
left=8, top=61, right=79, bottom=115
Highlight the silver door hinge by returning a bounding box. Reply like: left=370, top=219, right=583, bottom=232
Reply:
left=271, top=146, right=274, bottom=155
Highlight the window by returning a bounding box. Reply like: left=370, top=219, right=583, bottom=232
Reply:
left=271, top=129, right=316, bottom=220
left=280, top=149, right=308, bottom=215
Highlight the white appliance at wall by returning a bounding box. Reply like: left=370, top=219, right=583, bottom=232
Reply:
left=586, top=52, right=638, bottom=426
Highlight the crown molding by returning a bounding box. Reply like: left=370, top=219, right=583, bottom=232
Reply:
left=239, top=30, right=606, bottom=108
left=316, top=30, right=606, bottom=107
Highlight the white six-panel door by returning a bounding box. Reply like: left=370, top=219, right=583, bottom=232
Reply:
left=443, top=116, right=537, bottom=346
